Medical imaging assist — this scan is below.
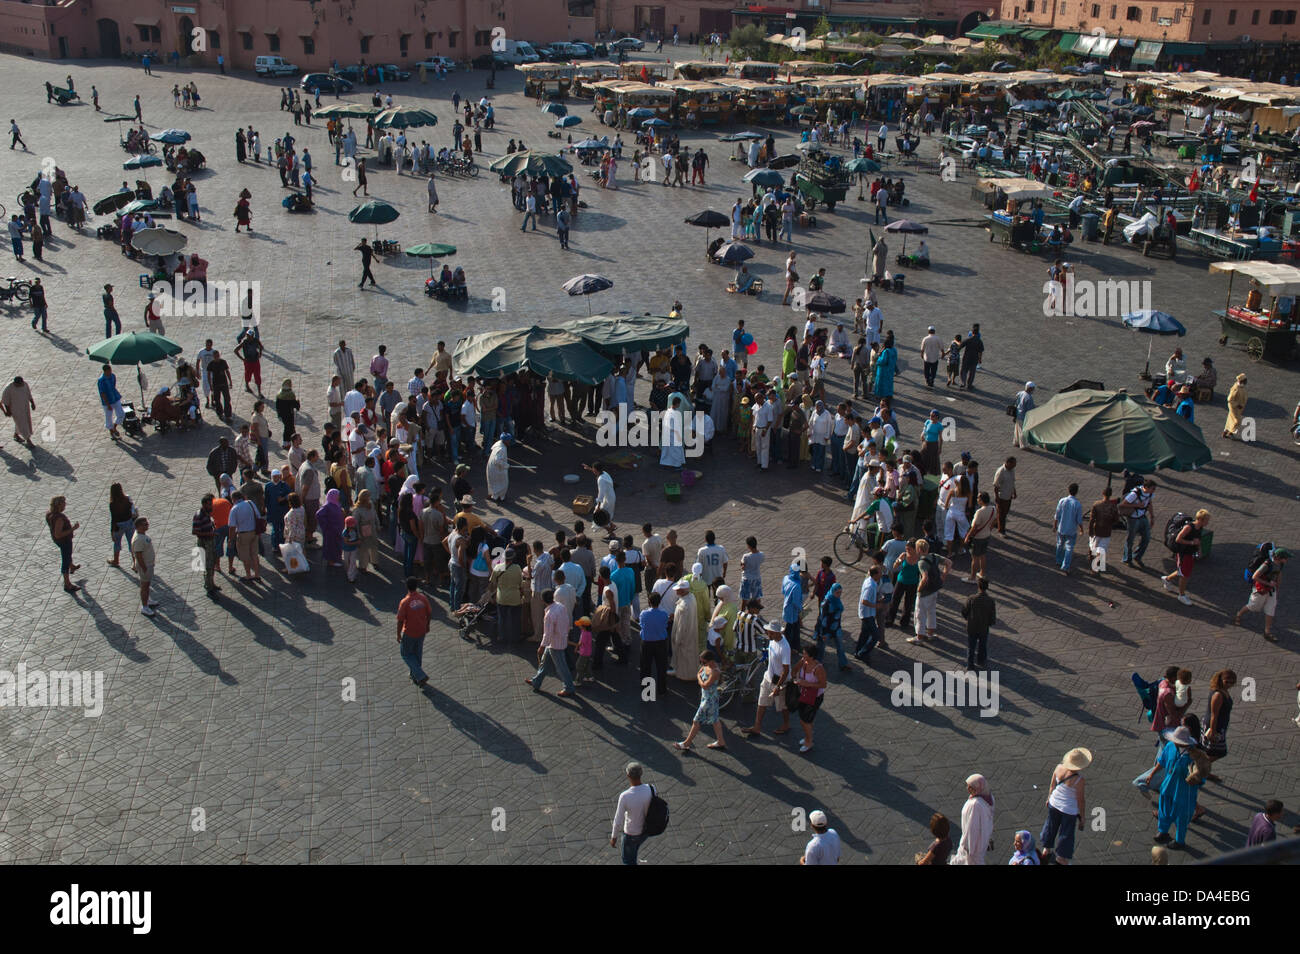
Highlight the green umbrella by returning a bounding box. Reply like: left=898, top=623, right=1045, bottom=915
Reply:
left=131, top=227, right=187, bottom=256
left=453, top=326, right=612, bottom=385
left=374, top=105, right=439, bottom=129
left=404, top=242, right=457, bottom=276
left=348, top=199, right=400, bottom=239
left=487, top=150, right=573, bottom=178
left=1023, top=389, right=1212, bottom=480
left=93, top=191, right=136, bottom=215
left=843, top=157, right=881, bottom=174
left=87, top=331, right=183, bottom=366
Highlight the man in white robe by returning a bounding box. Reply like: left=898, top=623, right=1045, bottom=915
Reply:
left=660, top=397, right=686, bottom=468
left=670, top=579, right=697, bottom=680
left=485, top=433, right=512, bottom=502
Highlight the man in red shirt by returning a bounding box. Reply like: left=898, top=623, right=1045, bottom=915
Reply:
left=396, top=576, right=432, bottom=687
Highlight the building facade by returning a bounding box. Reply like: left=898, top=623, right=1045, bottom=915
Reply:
left=0, top=0, right=1003, bottom=63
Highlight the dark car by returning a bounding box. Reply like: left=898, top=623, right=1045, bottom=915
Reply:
left=570, top=42, right=595, bottom=59
left=471, top=53, right=512, bottom=70
left=335, top=65, right=364, bottom=82
left=300, top=73, right=353, bottom=93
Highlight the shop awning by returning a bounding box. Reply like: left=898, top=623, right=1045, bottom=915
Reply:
left=1057, top=33, right=1080, bottom=52
left=968, top=22, right=1018, bottom=39
left=1131, top=40, right=1162, bottom=65
left=1022, top=29, right=1049, bottom=41
left=1088, top=37, right=1118, bottom=57
left=133, top=17, right=160, bottom=27
left=1164, top=42, right=1206, bottom=56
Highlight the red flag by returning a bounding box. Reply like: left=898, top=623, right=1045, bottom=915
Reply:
left=1249, top=180, right=1259, bottom=203
left=639, top=65, right=648, bottom=83
left=1187, top=170, right=1199, bottom=191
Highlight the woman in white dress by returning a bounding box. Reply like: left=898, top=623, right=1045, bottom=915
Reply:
left=485, top=433, right=512, bottom=502
left=951, top=774, right=995, bottom=865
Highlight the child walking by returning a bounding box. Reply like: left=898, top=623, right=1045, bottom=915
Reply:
left=342, top=515, right=360, bottom=582
left=572, top=616, right=595, bottom=684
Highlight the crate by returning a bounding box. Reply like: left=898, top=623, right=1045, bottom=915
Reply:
left=664, top=482, right=682, bottom=502
left=572, top=494, right=594, bottom=516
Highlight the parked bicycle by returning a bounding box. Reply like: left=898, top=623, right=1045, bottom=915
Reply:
left=832, top=522, right=878, bottom=568
left=717, top=647, right=767, bottom=712
left=0, top=277, right=34, bottom=305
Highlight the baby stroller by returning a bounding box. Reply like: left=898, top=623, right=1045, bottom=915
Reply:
left=453, top=599, right=496, bottom=644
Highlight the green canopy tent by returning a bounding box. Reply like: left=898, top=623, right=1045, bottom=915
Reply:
left=314, top=102, right=381, bottom=118
left=453, top=326, right=613, bottom=385
left=487, top=150, right=574, bottom=178
left=1023, top=388, right=1212, bottom=490
left=552, top=315, right=690, bottom=358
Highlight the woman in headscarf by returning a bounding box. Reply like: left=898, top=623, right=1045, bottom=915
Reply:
left=315, top=488, right=345, bottom=567
left=874, top=332, right=897, bottom=398
left=282, top=492, right=306, bottom=569
left=710, top=584, right=739, bottom=655
left=352, top=489, right=379, bottom=574
left=670, top=579, right=698, bottom=681
left=951, top=774, right=994, bottom=865
left=1009, top=830, right=1040, bottom=866
left=397, top=475, right=421, bottom=577
left=781, top=338, right=797, bottom=381
left=1223, top=373, right=1247, bottom=439
left=813, top=581, right=849, bottom=671
left=274, top=378, right=299, bottom=448
left=709, top=363, right=732, bottom=437
left=800, top=394, right=814, bottom=463
left=1154, top=726, right=1196, bottom=849
left=684, top=562, right=711, bottom=653
left=486, top=432, right=512, bottom=503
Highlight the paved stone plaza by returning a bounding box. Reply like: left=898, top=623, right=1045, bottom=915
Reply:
left=0, top=54, right=1297, bottom=865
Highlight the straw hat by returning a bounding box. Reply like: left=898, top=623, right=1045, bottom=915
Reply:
left=1062, top=747, right=1092, bottom=771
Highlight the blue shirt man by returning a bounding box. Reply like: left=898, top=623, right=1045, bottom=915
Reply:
left=1053, top=484, right=1084, bottom=572
left=638, top=606, right=669, bottom=641
left=98, top=369, right=121, bottom=406
left=1175, top=396, right=1194, bottom=423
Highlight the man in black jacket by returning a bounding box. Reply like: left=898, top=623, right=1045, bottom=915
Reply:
left=960, top=575, right=996, bottom=670
left=206, top=437, right=239, bottom=493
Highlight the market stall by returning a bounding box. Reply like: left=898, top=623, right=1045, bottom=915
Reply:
left=1209, top=260, right=1300, bottom=361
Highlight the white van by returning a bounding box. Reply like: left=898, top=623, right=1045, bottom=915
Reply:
left=496, top=40, right=539, bottom=64
left=254, top=55, right=298, bottom=77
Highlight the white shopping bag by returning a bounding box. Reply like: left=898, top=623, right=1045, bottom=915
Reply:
left=280, top=542, right=309, bottom=574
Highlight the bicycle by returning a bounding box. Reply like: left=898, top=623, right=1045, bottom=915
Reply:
left=0, top=277, right=33, bottom=305
left=833, top=522, right=876, bottom=568
left=717, top=646, right=767, bottom=712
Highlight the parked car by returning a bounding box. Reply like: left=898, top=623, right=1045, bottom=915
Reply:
left=254, top=55, right=298, bottom=77
left=334, top=65, right=364, bottom=82
left=570, top=41, right=595, bottom=58
left=415, top=56, right=459, bottom=72
left=377, top=64, right=411, bottom=81
left=471, top=53, right=513, bottom=70
left=300, top=72, right=353, bottom=93
left=610, top=36, right=644, bottom=51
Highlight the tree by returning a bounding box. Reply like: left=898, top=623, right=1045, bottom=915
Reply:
left=728, top=24, right=768, bottom=61
left=812, top=15, right=833, bottom=38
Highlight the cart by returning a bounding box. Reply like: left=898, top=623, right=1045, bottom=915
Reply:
left=52, top=86, right=78, bottom=105
left=793, top=148, right=850, bottom=212
left=1209, top=260, right=1300, bottom=362
left=985, top=212, right=1040, bottom=250
left=1142, top=221, right=1176, bottom=259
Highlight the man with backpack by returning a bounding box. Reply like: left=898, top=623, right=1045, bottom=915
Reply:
left=1234, top=546, right=1289, bottom=641
left=1161, top=509, right=1210, bottom=606
left=611, top=761, right=662, bottom=865
left=1120, top=476, right=1156, bottom=567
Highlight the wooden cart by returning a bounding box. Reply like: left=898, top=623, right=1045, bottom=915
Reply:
left=1209, top=260, right=1300, bottom=362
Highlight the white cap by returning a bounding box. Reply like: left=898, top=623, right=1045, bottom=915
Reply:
left=809, top=810, right=828, bottom=828
left=711, top=616, right=727, bottom=630
left=1026, top=381, right=1036, bottom=389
